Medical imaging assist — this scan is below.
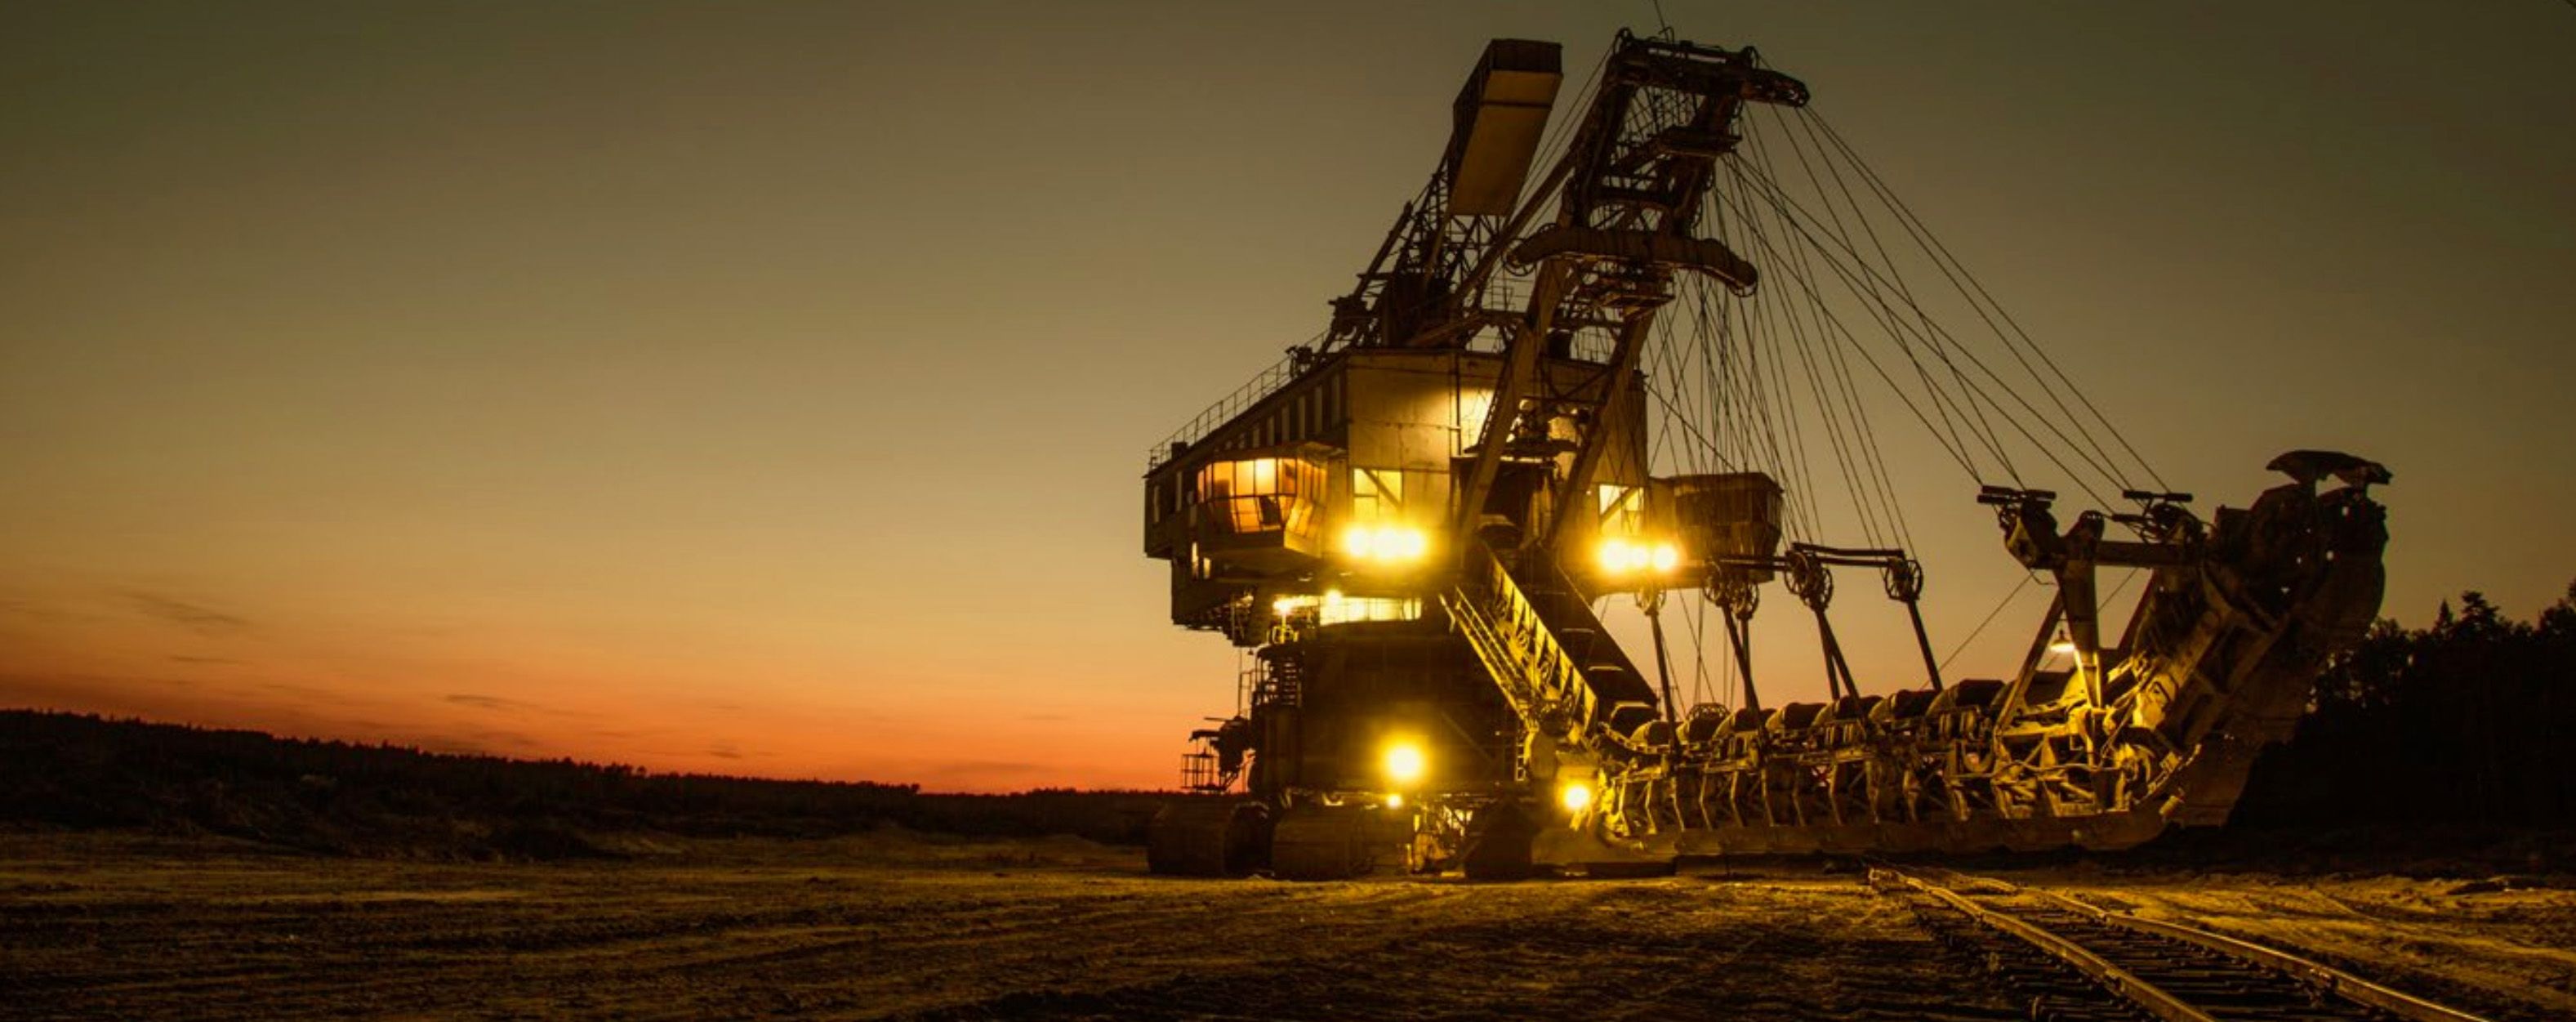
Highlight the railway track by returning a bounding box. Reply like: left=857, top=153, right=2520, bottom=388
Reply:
left=1870, top=867, right=2495, bottom=1022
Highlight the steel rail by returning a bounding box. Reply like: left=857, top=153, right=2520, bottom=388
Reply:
left=2026, top=889, right=2497, bottom=1022
left=1871, top=867, right=2219, bottom=1022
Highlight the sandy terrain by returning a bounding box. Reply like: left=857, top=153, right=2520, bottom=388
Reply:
left=4, top=832, right=2566, bottom=1020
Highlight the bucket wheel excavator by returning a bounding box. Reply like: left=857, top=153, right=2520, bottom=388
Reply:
left=1139, top=30, right=2387, bottom=880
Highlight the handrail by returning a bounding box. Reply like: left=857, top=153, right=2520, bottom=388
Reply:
left=1144, top=351, right=1307, bottom=470
left=1441, top=591, right=1537, bottom=718
left=1456, top=541, right=1599, bottom=739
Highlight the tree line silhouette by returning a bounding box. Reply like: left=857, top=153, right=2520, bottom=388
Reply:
left=2, top=582, right=2567, bottom=858
left=0, top=712, right=1165, bottom=858
left=2234, top=581, right=2576, bottom=828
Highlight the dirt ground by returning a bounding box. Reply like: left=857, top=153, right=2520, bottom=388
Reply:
left=4, top=832, right=2569, bottom=1021
left=2030, top=864, right=2576, bottom=1021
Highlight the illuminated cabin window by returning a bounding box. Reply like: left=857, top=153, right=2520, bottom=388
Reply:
left=1350, top=467, right=1404, bottom=523
left=1598, top=484, right=1645, bottom=535
left=1278, top=592, right=1424, bottom=626
left=1196, top=455, right=1326, bottom=540
left=1324, top=595, right=1420, bottom=625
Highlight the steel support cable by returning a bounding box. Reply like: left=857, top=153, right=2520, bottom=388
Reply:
left=1741, top=157, right=1865, bottom=540
left=1780, top=216, right=1896, bottom=550
left=1725, top=154, right=2043, bottom=488
left=1735, top=294, right=1806, bottom=511
left=1710, top=182, right=1987, bottom=486
left=1704, top=185, right=1774, bottom=481
left=1819, top=303, right=1918, bottom=551
left=1939, top=572, right=2038, bottom=672
left=1689, top=281, right=1739, bottom=474
left=1646, top=364, right=1736, bottom=475
left=1756, top=181, right=1891, bottom=549
left=1686, top=596, right=1715, bottom=711
left=1696, top=283, right=1737, bottom=475
left=1803, top=257, right=1919, bottom=551
left=1718, top=161, right=1826, bottom=539
left=1789, top=108, right=2137, bottom=487
left=1729, top=157, right=2125, bottom=493
left=1745, top=122, right=1916, bottom=551
left=1643, top=326, right=1683, bottom=475
left=1674, top=289, right=1724, bottom=476
left=1770, top=104, right=1982, bottom=480
left=1718, top=176, right=2125, bottom=509
left=1645, top=331, right=1712, bottom=489
left=1696, top=181, right=1739, bottom=472
left=1711, top=300, right=1759, bottom=480
left=1749, top=109, right=2029, bottom=486
left=1805, top=109, right=2167, bottom=490
left=1720, top=158, right=1817, bottom=513
left=1741, top=126, right=1896, bottom=550
left=1713, top=294, right=1757, bottom=476
left=1749, top=142, right=2026, bottom=489
left=1707, top=292, right=1750, bottom=477
left=1758, top=107, right=1963, bottom=548
left=1718, top=136, right=2010, bottom=487
left=1669, top=279, right=1731, bottom=473
left=1651, top=308, right=1731, bottom=477
left=1749, top=272, right=1830, bottom=541
left=1746, top=284, right=1819, bottom=540
left=1812, top=109, right=2165, bottom=491
left=1818, top=301, right=1918, bottom=551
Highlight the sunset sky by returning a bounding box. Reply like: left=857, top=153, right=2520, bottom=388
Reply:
left=4, top=2, right=2570, bottom=792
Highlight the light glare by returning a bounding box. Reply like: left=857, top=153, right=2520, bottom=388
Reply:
left=1344, top=523, right=1428, bottom=564
left=1597, top=538, right=1633, bottom=574
left=1343, top=524, right=1377, bottom=558
left=1382, top=742, right=1427, bottom=786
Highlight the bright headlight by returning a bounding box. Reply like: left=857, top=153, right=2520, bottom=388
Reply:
left=1342, top=524, right=1378, bottom=559
left=1345, top=524, right=1428, bottom=564
left=1382, top=742, right=1427, bottom=786
left=1600, top=538, right=1680, bottom=575
left=1390, top=527, right=1428, bottom=560
left=1558, top=780, right=1593, bottom=813
left=1597, top=538, right=1634, bottom=574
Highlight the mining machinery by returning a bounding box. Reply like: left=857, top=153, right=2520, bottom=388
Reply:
left=1140, top=31, right=2389, bottom=879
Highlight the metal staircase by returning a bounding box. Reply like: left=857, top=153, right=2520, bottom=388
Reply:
left=1444, top=538, right=1661, bottom=750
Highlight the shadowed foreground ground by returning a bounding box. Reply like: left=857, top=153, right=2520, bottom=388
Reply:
left=5, top=831, right=2569, bottom=1020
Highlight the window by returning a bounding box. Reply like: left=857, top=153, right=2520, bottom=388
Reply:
left=1194, top=456, right=1326, bottom=538
left=1599, top=484, right=1645, bottom=537
left=1350, top=467, right=1404, bottom=524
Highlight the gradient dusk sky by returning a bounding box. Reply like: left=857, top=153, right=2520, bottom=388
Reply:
left=4, top=2, right=2570, bottom=792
